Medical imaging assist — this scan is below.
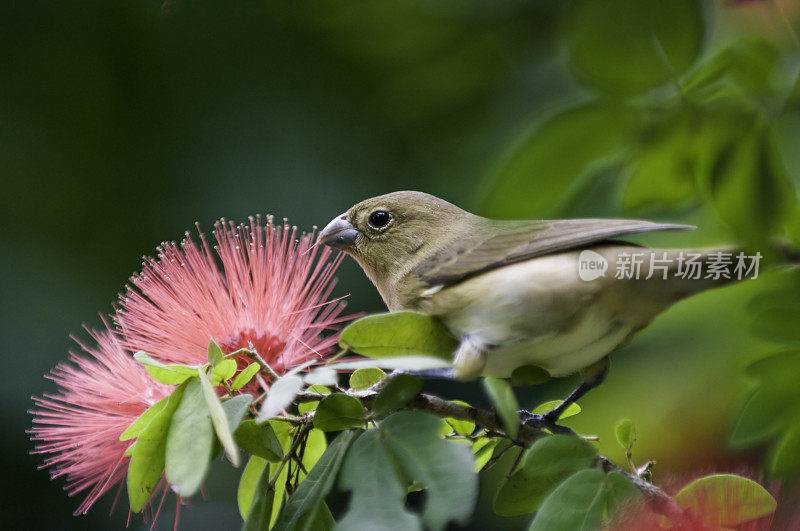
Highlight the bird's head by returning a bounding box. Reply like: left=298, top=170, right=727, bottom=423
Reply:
left=317, top=191, right=474, bottom=292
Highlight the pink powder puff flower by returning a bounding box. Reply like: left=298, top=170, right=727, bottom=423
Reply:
left=115, top=215, right=350, bottom=386
left=30, top=324, right=171, bottom=516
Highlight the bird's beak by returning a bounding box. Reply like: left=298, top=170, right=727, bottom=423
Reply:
left=318, top=213, right=359, bottom=250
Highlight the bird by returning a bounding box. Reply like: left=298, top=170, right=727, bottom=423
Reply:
left=317, top=191, right=751, bottom=429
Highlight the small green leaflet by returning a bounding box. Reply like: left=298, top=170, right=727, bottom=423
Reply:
left=242, top=461, right=275, bottom=531
left=529, top=469, right=638, bottom=530
left=207, top=339, right=225, bottom=366
left=235, top=420, right=284, bottom=462
left=349, top=368, right=385, bottom=390
left=133, top=351, right=197, bottom=385
left=338, top=312, right=457, bottom=359
left=127, top=382, right=187, bottom=512
left=272, top=430, right=358, bottom=530
left=313, top=394, right=365, bottom=432
left=532, top=400, right=581, bottom=420
left=615, top=418, right=636, bottom=450
left=232, top=363, right=260, bottom=390
left=494, top=434, right=598, bottom=516
left=482, top=377, right=519, bottom=439
left=198, top=367, right=240, bottom=466
left=120, top=395, right=170, bottom=441
left=165, top=378, right=215, bottom=497
left=373, top=374, right=422, bottom=417
left=211, top=359, right=238, bottom=383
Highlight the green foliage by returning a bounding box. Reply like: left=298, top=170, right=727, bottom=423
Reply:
left=532, top=400, right=581, bottom=421
left=211, top=359, right=238, bottom=384
left=198, top=367, right=240, bottom=466
left=564, top=0, right=704, bottom=95
left=313, top=394, right=366, bottom=431
left=120, top=395, right=171, bottom=441
left=674, top=474, right=777, bottom=527
left=482, top=377, right=519, bottom=439
left=615, top=418, right=636, bottom=451
left=337, top=412, right=477, bottom=531
left=298, top=385, right=331, bottom=414
left=133, top=351, right=197, bottom=385
left=482, top=101, right=638, bottom=218
left=349, top=368, right=385, bottom=390
left=372, top=374, right=422, bottom=417
left=336, top=429, right=420, bottom=531
left=233, top=363, right=261, bottom=390
left=207, top=339, right=225, bottom=366
left=127, top=382, right=187, bottom=512
left=529, top=469, right=639, bottom=530
left=165, top=378, right=215, bottom=497
left=273, top=431, right=358, bottom=530
left=444, top=400, right=475, bottom=436
left=338, top=311, right=457, bottom=359
left=494, top=435, right=598, bottom=516
left=243, top=463, right=276, bottom=531
left=730, top=351, right=800, bottom=477
left=235, top=420, right=284, bottom=462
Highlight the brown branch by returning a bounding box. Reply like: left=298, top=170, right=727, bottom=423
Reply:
left=292, top=387, right=686, bottom=519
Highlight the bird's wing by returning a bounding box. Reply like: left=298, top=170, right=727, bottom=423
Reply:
left=412, top=218, right=694, bottom=286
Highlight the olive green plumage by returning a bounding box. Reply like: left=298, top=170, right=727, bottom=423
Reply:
left=319, top=191, right=733, bottom=381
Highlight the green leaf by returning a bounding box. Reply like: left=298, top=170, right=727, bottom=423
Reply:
left=208, top=339, right=224, bottom=366
left=127, top=382, right=187, bottom=512
left=235, top=420, right=284, bottom=462
left=373, top=374, right=422, bottom=417
left=380, top=411, right=478, bottom=530
left=232, top=363, right=261, bottom=390
left=349, top=368, right=386, bottom=390
left=481, top=101, right=638, bottom=219
left=445, top=400, right=475, bottom=436
left=238, top=455, right=268, bottom=519
left=222, top=394, right=253, bottom=434
left=709, top=125, right=795, bottom=244
left=337, top=429, right=421, bottom=531
left=564, top=0, right=704, bottom=95
left=623, top=110, right=700, bottom=212
left=198, top=367, right=240, bottom=466
left=273, top=430, right=358, bottom=530
left=165, top=378, right=215, bottom=497
left=298, top=385, right=331, bottom=414
left=120, top=395, right=170, bottom=441
left=769, top=424, right=800, bottom=478
left=510, top=365, right=550, bottom=386
left=482, top=377, right=519, bottom=439
left=243, top=462, right=275, bottom=531
left=338, top=312, right=457, bottom=359
left=532, top=400, right=581, bottom=421
left=684, top=38, right=781, bottom=99
left=674, top=474, right=777, bottom=527
left=495, top=434, right=598, bottom=516
left=313, top=394, right=365, bottom=432
left=257, top=375, right=305, bottom=420
left=529, top=469, right=638, bottom=530
left=211, top=359, right=238, bottom=383
left=472, top=437, right=498, bottom=472
left=615, top=418, right=636, bottom=451
left=133, top=351, right=197, bottom=385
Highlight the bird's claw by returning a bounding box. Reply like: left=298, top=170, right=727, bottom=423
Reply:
left=518, top=409, right=576, bottom=436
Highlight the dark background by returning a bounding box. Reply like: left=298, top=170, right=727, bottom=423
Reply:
left=3, top=0, right=799, bottom=528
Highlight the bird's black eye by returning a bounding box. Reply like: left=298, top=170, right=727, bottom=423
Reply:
left=368, top=210, right=392, bottom=229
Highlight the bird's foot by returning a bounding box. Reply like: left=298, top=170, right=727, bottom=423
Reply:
left=519, top=409, right=577, bottom=436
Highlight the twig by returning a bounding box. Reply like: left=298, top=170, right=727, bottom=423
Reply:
left=246, top=350, right=281, bottom=381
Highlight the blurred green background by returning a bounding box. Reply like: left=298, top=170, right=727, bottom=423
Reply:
left=4, top=0, right=800, bottom=528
